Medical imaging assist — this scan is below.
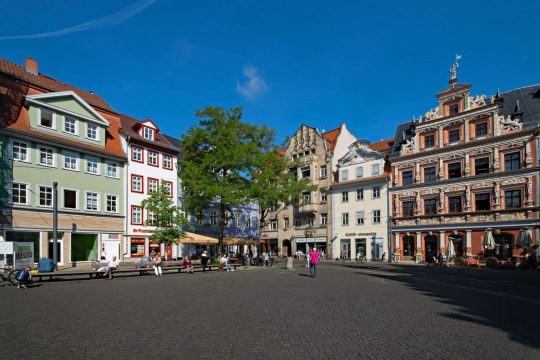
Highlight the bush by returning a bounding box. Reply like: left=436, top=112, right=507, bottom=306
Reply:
left=485, top=257, right=500, bottom=269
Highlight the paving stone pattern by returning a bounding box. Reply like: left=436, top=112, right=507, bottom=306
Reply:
left=2, top=261, right=540, bottom=359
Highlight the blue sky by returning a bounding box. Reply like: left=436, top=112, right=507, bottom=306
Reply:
left=1, top=0, right=539, bottom=144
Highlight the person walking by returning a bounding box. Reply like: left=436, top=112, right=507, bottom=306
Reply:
left=309, top=248, right=319, bottom=278
left=201, top=250, right=209, bottom=272
left=152, top=254, right=163, bottom=276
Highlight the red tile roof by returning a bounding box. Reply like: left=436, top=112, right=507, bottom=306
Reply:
left=321, top=126, right=342, bottom=152
left=0, top=57, right=114, bottom=113
left=119, top=114, right=179, bottom=153
left=369, top=138, right=394, bottom=154
left=0, top=70, right=125, bottom=158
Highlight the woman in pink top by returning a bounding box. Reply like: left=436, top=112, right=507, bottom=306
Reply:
left=309, top=248, right=319, bottom=278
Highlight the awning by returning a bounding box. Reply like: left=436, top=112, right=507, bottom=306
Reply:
left=223, top=237, right=257, bottom=246
left=177, top=232, right=219, bottom=245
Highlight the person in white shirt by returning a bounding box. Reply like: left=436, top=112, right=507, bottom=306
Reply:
left=107, top=256, right=119, bottom=279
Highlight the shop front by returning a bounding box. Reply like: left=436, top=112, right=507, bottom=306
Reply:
left=295, top=236, right=326, bottom=255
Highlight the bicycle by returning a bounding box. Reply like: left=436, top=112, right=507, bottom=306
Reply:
left=1, top=267, right=22, bottom=286
left=356, top=255, right=367, bottom=263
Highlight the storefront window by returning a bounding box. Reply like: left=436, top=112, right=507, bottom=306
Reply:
left=130, top=238, right=146, bottom=257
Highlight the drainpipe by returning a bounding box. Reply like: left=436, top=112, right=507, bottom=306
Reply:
left=53, top=181, right=58, bottom=268
left=123, top=136, right=130, bottom=261
left=387, top=175, right=392, bottom=263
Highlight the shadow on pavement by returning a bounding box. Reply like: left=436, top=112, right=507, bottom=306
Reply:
left=349, top=263, right=540, bottom=350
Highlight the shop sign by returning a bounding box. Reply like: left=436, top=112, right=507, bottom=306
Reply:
left=134, top=228, right=153, bottom=233
left=14, top=242, right=34, bottom=269
left=102, top=233, right=121, bottom=241
left=345, top=233, right=356, bottom=236
left=296, top=237, right=326, bottom=243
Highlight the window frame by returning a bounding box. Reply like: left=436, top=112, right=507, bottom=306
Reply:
left=371, top=163, right=381, bottom=176
left=85, top=191, right=99, bottom=212
left=162, top=181, right=173, bottom=198
left=424, top=134, right=435, bottom=148
left=448, top=162, right=462, bottom=179
left=38, top=145, right=55, bottom=167
left=62, top=188, right=79, bottom=210
left=320, top=213, right=328, bottom=226
left=105, top=161, right=119, bottom=178
left=86, top=156, right=100, bottom=175
left=38, top=108, right=56, bottom=129
left=62, top=151, right=79, bottom=171
left=131, top=205, right=143, bottom=225
left=504, top=189, right=522, bottom=209
left=163, top=155, right=173, bottom=170
left=320, top=190, right=327, bottom=203
left=475, top=122, right=488, bottom=138
left=301, top=166, right=311, bottom=179
left=504, top=151, right=521, bottom=171
left=474, top=157, right=490, bottom=176
left=148, top=178, right=159, bottom=194
left=448, top=195, right=463, bottom=213
left=356, top=211, right=365, bottom=225
left=63, top=116, right=78, bottom=135
left=131, top=174, right=144, bottom=193
left=147, top=150, right=159, bottom=167
left=105, top=194, right=119, bottom=213
left=402, top=201, right=415, bottom=217
left=12, top=182, right=29, bottom=205
left=355, top=166, right=364, bottom=178
left=474, top=192, right=491, bottom=211
left=85, top=123, right=99, bottom=141
left=11, top=140, right=30, bottom=162
left=341, top=191, right=349, bottom=203
left=424, top=198, right=437, bottom=215
left=356, top=189, right=364, bottom=201
left=373, top=210, right=381, bottom=224
left=341, top=212, right=349, bottom=226
left=341, top=169, right=349, bottom=181
left=402, top=170, right=413, bottom=186
left=423, top=166, right=437, bottom=183
left=448, top=128, right=460, bottom=143
left=320, top=165, right=327, bottom=179
left=131, top=146, right=144, bottom=163
left=143, top=126, right=154, bottom=140
left=37, top=185, right=53, bottom=207
left=372, top=186, right=381, bottom=199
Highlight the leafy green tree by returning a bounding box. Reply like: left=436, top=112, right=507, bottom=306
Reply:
left=141, top=184, right=192, bottom=259
left=179, top=107, right=274, bottom=253
left=249, top=149, right=315, bottom=251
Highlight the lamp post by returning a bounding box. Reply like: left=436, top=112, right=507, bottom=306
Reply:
left=304, top=226, right=315, bottom=253
left=52, top=181, right=58, bottom=268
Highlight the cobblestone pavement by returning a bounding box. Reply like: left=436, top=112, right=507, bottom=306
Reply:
left=2, top=261, right=540, bottom=359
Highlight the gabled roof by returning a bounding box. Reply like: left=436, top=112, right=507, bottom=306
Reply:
left=25, top=91, right=110, bottom=126
left=0, top=57, right=114, bottom=113
left=437, top=82, right=471, bottom=97
left=321, top=125, right=342, bottom=152
left=119, top=114, right=179, bottom=153
left=369, top=138, right=394, bottom=154
left=499, top=84, right=540, bottom=129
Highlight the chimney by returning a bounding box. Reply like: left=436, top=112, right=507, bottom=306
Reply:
left=25, top=57, right=38, bottom=74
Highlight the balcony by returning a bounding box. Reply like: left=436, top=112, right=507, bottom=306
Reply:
left=298, top=202, right=319, bottom=213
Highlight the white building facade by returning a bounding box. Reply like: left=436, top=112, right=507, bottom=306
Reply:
left=119, top=115, right=179, bottom=260
left=331, top=141, right=390, bottom=260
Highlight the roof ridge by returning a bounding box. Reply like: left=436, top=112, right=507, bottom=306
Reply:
left=501, top=83, right=540, bottom=95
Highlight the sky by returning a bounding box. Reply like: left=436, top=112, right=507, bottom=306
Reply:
left=1, top=0, right=539, bottom=144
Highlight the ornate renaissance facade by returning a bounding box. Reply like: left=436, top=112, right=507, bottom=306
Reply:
left=390, top=64, right=540, bottom=262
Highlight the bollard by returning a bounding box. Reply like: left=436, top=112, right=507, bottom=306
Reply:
left=286, top=256, right=294, bottom=270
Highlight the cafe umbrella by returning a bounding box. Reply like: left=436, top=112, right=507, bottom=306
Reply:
left=516, top=229, right=533, bottom=249
left=482, top=229, right=496, bottom=254
left=446, top=239, right=455, bottom=264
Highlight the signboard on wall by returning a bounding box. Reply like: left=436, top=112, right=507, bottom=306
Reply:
left=14, top=242, right=34, bottom=269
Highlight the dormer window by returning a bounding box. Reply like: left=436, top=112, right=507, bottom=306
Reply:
left=86, top=124, right=98, bottom=141
left=449, top=103, right=459, bottom=115
left=40, top=109, right=54, bottom=128
left=64, top=117, right=77, bottom=135
left=475, top=122, right=487, bottom=137
left=424, top=134, right=435, bottom=148
left=143, top=127, right=154, bottom=140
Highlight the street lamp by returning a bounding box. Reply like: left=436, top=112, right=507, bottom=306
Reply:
left=304, top=226, right=315, bottom=253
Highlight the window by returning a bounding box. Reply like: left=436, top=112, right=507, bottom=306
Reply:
left=341, top=191, right=349, bottom=202
left=148, top=178, right=159, bottom=193
left=448, top=162, right=461, bottom=179
left=143, top=127, right=154, bottom=140
left=234, top=212, right=241, bottom=227
left=320, top=191, right=327, bottom=203
left=106, top=195, right=118, bottom=213
left=131, top=206, right=142, bottom=224
left=12, top=141, right=29, bottom=162
left=163, top=155, right=173, bottom=170
left=294, top=219, right=301, bottom=227
left=301, top=166, right=310, bottom=179
left=40, top=109, right=54, bottom=128
left=39, top=147, right=54, bottom=167
left=321, top=213, right=327, bottom=226
left=12, top=183, right=27, bottom=204
left=147, top=211, right=156, bottom=226
left=246, top=216, right=252, bottom=228
left=148, top=151, right=158, bottom=167
left=162, top=181, right=172, bottom=197
left=355, top=167, right=364, bottom=178
left=402, top=201, right=414, bottom=217
left=302, top=191, right=311, bottom=204
left=341, top=169, right=349, bottom=181
left=85, top=192, right=98, bottom=211
left=64, top=117, right=77, bottom=134
left=342, top=213, right=349, bottom=226
left=132, top=146, right=143, bottom=162
left=474, top=157, right=490, bottom=175
left=106, top=162, right=118, bottom=178
left=63, top=189, right=77, bottom=209
left=270, top=220, right=278, bottom=230
left=505, top=189, right=522, bottom=209
left=449, top=129, right=460, bottom=143
left=373, top=210, right=381, bottom=224
left=356, top=189, right=364, bottom=201
left=131, top=175, right=143, bottom=193
left=210, top=210, right=218, bottom=225
left=504, top=152, right=521, bottom=171
left=63, top=151, right=78, bottom=171
left=372, top=186, right=380, bottom=198
left=86, top=124, right=98, bottom=140
left=356, top=211, right=364, bottom=225
left=475, top=122, right=488, bottom=137
left=402, top=171, right=413, bottom=186
left=284, top=217, right=289, bottom=229
left=449, top=103, right=459, bottom=115
left=424, top=167, right=436, bottom=183
left=371, top=163, right=380, bottom=176
left=307, top=218, right=314, bottom=226
left=38, top=186, right=52, bottom=207
left=424, top=198, right=437, bottom=215
left=475, top=193, right=491, bottom=211
left=320, top=165, right=327, bottom=179
left=86, top=157, right=99, bottom=175
left=448, top=196, right=462, bottom=213
left=424, top=135, right=435, bottom=148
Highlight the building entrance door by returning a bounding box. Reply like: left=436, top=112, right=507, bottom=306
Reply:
left=402, top=236, right=414, bottom=259
left=102, top=240, right=120, bottom=261
left=355, top=238, right=366, bottom=259
left=341, top=239, right=350, bottom=259
left=48, top=239, right=63, bottom=266
left=424, top=235, right=437, bottom=260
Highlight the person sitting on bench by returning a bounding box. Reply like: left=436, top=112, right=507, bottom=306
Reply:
left=182, top=256, right=194, bottom=273
left=107, top=256, right=119, bottom=279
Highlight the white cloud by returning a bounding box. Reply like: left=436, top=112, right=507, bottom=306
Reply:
left=236, top=66, right=268, bottom=100
left=0, top=0, right=156, bottom=40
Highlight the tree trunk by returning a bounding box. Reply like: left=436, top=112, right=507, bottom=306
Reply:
left=219, top=198, right=226, bottom=256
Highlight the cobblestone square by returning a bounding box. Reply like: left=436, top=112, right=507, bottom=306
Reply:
left=2, top=262, right=540, bottom=359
